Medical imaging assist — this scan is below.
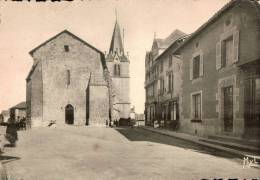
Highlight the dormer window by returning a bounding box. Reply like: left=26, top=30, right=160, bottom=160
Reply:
left=64, top=45, right=69, bottom=52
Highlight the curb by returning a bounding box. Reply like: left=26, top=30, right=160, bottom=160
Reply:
left=141, top=126, right=248, bottom=158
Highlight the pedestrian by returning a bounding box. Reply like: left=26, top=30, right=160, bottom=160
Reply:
left=5, top=118, right=18, bottom=147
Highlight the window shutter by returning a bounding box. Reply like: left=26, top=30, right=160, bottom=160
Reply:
left=172, top=73, right=174, bottom=91
left=189, top=58, right=193, bottom=80
left=157, top=79, right=160, bottom=92
left=233, top=30, right=239, bottom=63
left=199, top=53, right=204, bottom=77
left=216, top=41, right=222, bottom=70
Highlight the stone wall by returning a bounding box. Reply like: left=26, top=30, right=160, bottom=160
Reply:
left=29, top=31, right=106, bottom=127
left=89, top=85, right=109, bottom=126
left=106, top=59, right=131, bottom=120
left=30, top=62, right=43, bottom=127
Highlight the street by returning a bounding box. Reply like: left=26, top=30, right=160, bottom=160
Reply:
left=1, top=126, right=259, bottom=180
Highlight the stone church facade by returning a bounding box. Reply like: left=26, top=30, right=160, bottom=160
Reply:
left=26, top=21, right=130, bottom=128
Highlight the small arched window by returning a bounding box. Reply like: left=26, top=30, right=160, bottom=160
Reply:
left=66, top=70, right=70, bottom=86
left=114, top=64, right=120, bottom=76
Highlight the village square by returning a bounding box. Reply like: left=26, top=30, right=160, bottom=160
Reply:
left=0, top=0, right=260, bottom=179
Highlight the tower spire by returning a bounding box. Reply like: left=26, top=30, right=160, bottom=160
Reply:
left=109, top=17, right=124, bottom=55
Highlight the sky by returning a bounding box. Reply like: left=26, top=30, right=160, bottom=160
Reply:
left=0, top=0, right=229, bottom=114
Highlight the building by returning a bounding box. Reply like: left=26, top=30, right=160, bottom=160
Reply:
left=26, top=21, right=130, bottom=128
left=130, top=106, right=135, bottom=120
left=10, top=101, right=26, bottom=122
left=144, top=0, right=260, bottom=139
left=173, top=0, right=260, bottom=139
left=135, top=113, right=145, bottom=126
left=144, top=29, right=187, bottom=128
left=0, top=110, right=10, bottom=124
left=106, top=20, right=131, bottom=125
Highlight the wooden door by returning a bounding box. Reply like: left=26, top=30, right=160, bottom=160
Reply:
left=224, top=86, right=233, bottom=132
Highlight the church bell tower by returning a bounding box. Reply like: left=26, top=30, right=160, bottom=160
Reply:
left=106, top=18, right=130, bottom=124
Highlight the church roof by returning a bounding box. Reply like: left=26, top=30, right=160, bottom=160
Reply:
left=29, top=30, right=104, bottom=56
left=28, top=30, right=107, bottom=74
left=109, top=21, right=124, bottom=54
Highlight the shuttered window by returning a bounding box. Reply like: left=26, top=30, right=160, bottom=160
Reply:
left=222, top=36, right=233, bottom=67
left=216, top=29, right=239, bottom=70
left=160, top=61, right=163, bottom=72
left=193, top=55, right=200, bottom=79
left=190, top=52, right=203, bottom=80
left=169, top=55, right=172, bottom=67
left=168, top=72, right=174, bottom=93
left=192, top=93, right=201, bottom=120
left=168, top=73, right=171, bottom=92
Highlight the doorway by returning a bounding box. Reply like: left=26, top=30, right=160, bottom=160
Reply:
left=65, top=104, right=74, bottom=125
left=223, top=86, right=233, bottom=132
left=244, top=78, right=260, bottom=137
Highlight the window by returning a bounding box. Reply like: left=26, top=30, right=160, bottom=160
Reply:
left=225, top=19, right=231, bottom=26
left=114, top=64, right=120, bottom=76
left=216, top=29, right=239, bottom=70
left=66, top=70, right=70, bottom=86
left=162, top=78, right=164, bottom=94
left=169, top=101, right=177, bottom=121
left=64, top=45, right=69, bottom=52
left=222, top=36, right=233, bottom=67
left=152, top=84, right=155, bottom=96
left=193, top=55, right=200, bottom=79
left=168, top=72, right=174, bottom=93
left=169, top=55, right=172, bottom=67
left=245, top=78, right=260, bottom=129
left=192, top=93, right=201, bottom=120
left=160, top=61, right=163, bottom=73
left=168, top=73, right=171, bottom=92
left=160, top=77, right=164, bottom=95
left=195, top=42, right=199, bottom=48
left=171, top=73, right=174, bottom=91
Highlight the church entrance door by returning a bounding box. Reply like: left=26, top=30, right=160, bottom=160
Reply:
left=65, top=104, right=74, bottom=124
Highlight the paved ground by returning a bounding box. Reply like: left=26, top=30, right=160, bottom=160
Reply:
left=1, top=126, right=259, bottom=180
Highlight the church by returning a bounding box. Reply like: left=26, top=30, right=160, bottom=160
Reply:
left=26, top=20, right=130, bottom=128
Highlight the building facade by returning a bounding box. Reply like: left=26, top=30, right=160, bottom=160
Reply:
left=0, top=110, right=10, bottom=124
left=144, top=30, right=187, bottom=128
left=175, top=0, right=260, bottom=139
left=10, top=101, right=26, bottom=123
left=144, top=0, right=260, bottom=139
left=26, top=21, right=130, bottom=128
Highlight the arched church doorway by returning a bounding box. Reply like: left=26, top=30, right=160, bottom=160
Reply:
left=65, top=104, right=74, bottom=124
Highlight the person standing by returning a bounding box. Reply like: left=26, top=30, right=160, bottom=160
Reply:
left=5, top=118, right=18, bottom=147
